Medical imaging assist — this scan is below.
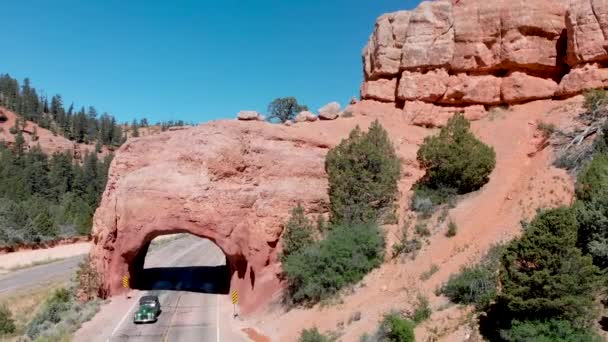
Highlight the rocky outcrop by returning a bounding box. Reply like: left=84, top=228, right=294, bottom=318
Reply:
left=361, top=0, right=608, bottom=123
left=90, top=121, right=331, bottom=313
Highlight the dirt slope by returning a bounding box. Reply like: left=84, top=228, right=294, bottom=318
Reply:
left=246, top=97, right=581, bottom=341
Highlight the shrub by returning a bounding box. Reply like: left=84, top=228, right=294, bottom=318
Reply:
left=410, top=184, right=457, bottom=216
left=76, top=255, right=104, bottom=301
left=574, top=153, right=608, bottom=268
left=500, top=319, right=603, bottom=342
left=445, top=221, right=457, bottom=237
left=536, top=121, right=557, bottom=139
left=27, top=288, right=71, bottom=338
left=441, top=244, right=503, bottom=310
left=325, top=120, right=401, bottom=224
left=499, top=208, right=601, bottom=326
left=26, top=286, right=100, bottom=340
left=375, top=313, right=415, bottom=342
left=281, top=204, right=315, bottom=262
left=414, top=222, right=430, bottom=237
left=582, top=89, right=608, bottom=119
left=392, top=222, right=422, bottom=259
left=409, top=294, right=431, bottom=324
left=419, top=264, right=439, bottom=281
left=0, top=303, right=15, bottom=335
left=283, top=222, right=385, bottom=305
left=417, top=113, right=496, bottom=194
left=298, top=327, right=333, bottom=342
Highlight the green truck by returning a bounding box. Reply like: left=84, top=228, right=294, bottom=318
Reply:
left=133, top=295, right=161, bottom=324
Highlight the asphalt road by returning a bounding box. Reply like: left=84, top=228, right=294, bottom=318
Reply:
left=0, top=254, right=84, bottom=294
left=107, top=236, right=236, bottom=342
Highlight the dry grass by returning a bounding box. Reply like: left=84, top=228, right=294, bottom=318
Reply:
left=0, top=280, right=66, bottom=341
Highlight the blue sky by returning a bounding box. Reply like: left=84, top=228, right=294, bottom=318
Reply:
left=3, top=0, right=418, bottom=124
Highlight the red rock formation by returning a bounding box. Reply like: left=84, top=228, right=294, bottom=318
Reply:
left=361, top=0, right=608, bottom=125
left=90, top=121, right=332, bottom=313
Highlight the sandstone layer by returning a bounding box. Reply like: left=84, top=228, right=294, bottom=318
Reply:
left=361, top=0, right=608, bottom=112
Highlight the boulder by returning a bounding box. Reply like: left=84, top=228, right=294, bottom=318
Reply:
left=401, top=0, right=454, bottom=70
left=360, top=78, right=397, bottom=102
left=319, top=111, right=339, bottom=120
left=237, top=110, right=263, bottom=121
left=294, top=111, right=318, bottom=123
left=440, top=74, right=502, bottom=105
left=556, top=63, right=608, bottom=96
left=501, top=72, right=558, bottom=103
left=397, top=69, right=449, bottom=102
left=284, top=120, right=293, bottom=126
left=318, top=102, right=341, bottom=120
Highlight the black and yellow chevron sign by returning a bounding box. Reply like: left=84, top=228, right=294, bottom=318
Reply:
left=122, top=275, right=129, bottom=288
left=231, top=290, right=238, bottom=304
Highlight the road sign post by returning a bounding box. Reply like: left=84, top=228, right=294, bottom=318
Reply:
left=231, top=290, right=239, bottom=318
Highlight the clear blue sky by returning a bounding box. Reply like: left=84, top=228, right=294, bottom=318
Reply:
left=3, top=0, right=417, bottom=124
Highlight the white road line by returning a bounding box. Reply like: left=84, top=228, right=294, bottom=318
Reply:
left=106, top=239, right=204, bottom=341
left=216, top=295, right=221, bottom=342
left=107, top=295, right=139, bottom=342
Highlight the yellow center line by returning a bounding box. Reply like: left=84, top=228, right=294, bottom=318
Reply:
left=162, top=294, right=182, bottom=342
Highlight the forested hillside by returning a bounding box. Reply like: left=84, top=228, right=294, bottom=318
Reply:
left=0, top=74, right=122, bottom=248
left=0, top=139, right=111, bottom=248
left=0, top=74, right=123, bottom=146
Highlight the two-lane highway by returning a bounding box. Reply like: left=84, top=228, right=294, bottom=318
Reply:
left=0, top=255, right=84, bottom=294
left=109, top=236, right=229, bottom=341
left=74, top=235, right=245, bottom=342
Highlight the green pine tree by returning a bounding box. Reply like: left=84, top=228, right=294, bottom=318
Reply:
left=325, top=120, right=401, bottom=224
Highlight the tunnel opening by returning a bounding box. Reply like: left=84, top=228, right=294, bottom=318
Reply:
left=128, top=233, right=231, bottom=295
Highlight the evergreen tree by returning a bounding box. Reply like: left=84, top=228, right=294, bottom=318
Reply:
left=131, top=119, right=140, bottom=138
left=281, top=204, right=315, bottom=262
left=13, top=129, right=26, bottom=160
left=499, top=207, right=601, bottom=327
left=325, top=120, right=401, bottom=224
left=24, top=146, right=50, bottom=197
left=48, top=152, right=74, bottom=199
left=267, top=97, right=308, bottom=123
left=417, top=113, right=496, bottom=194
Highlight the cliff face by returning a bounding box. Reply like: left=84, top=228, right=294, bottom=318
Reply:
left=362, top=0, right=608, bottom=110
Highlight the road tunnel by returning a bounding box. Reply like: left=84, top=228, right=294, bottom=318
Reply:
left=128, top=234, right=231, bottom=295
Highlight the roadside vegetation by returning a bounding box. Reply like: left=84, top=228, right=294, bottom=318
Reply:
left=0, top=142, right=112, bottom=248
left=0, top=257, right=104, bottom=341
left=26, top=287, right=101, bottom=341
left=282, top=120, right=399, bottom=306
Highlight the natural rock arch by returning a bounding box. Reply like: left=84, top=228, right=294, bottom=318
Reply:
left=90, top=121, right=331, bottom=313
